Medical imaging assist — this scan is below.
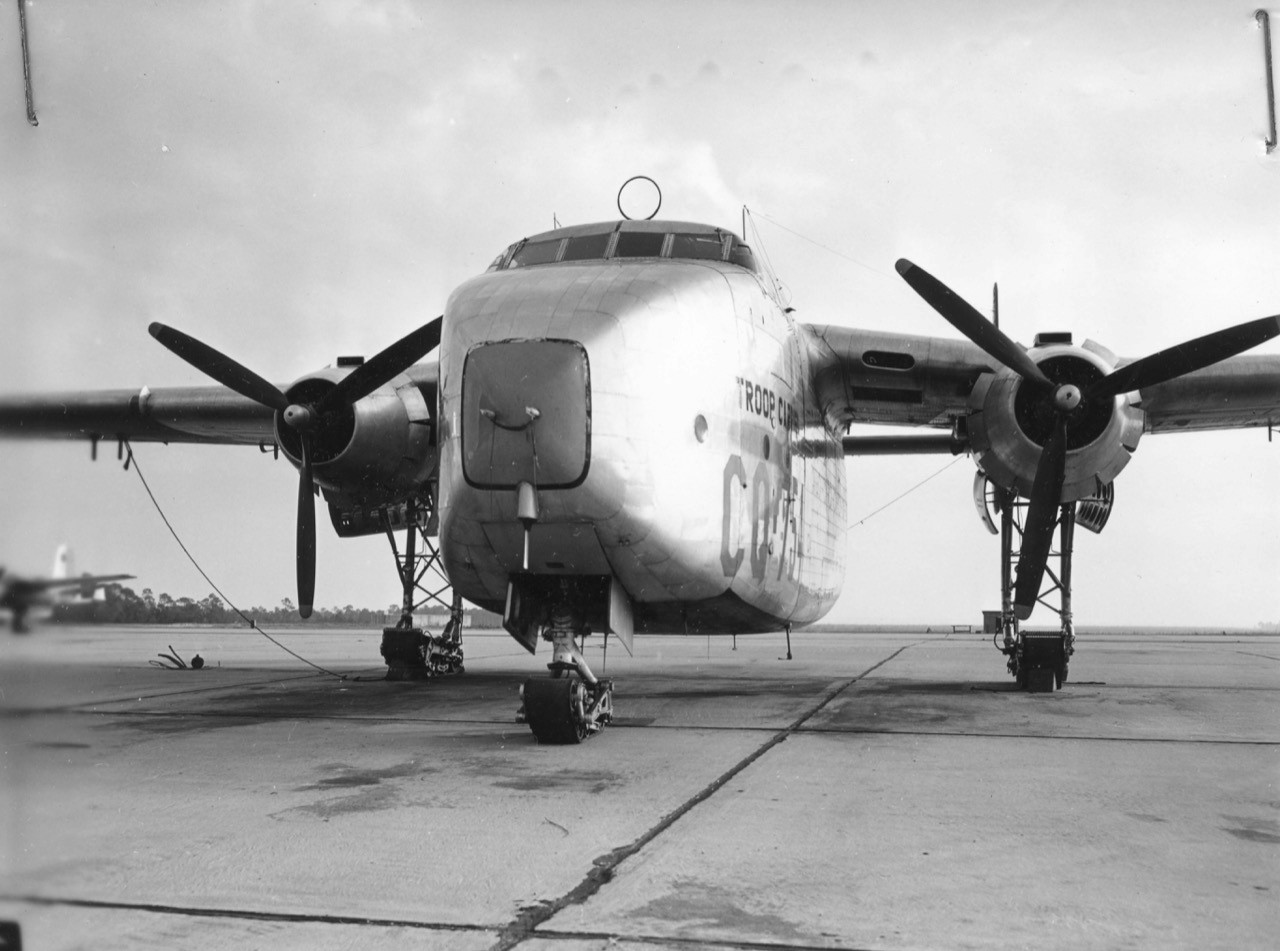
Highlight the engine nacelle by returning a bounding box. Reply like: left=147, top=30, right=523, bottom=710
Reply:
left=274, top=368, right=437, bottom=505
left=966, top=339, right=1144, bottom=502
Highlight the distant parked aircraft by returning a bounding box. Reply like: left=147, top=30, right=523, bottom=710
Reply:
left=0, top=545, right=133, bottom=632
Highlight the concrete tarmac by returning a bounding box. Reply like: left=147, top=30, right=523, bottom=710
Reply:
left=0, top=625, right=1276, bottom=949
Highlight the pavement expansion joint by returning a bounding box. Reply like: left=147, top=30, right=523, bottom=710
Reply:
left=487, top=642, right=920, bottom=951
left=63, top=707, right=501, bottom=726
left=0, top=893, right=493, bottom=936
left=797, top=724, right=1280, bottom=745
left=531, top=925, right=881, bottom=951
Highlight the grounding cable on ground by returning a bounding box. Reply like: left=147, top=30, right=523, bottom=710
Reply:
left=122, top=440, right=348, bottom=679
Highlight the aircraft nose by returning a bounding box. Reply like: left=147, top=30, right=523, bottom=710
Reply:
left=460, top=338, right=591, bottom=489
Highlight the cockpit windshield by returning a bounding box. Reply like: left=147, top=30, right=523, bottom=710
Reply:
left=613, top=231, right=666, bottom=258
left=507, top=239, right=562, bottom=268
left=489, top=222, right=760, bottom=275
left=670, top=233, right=725, bottom=260
left=561, top=232, right=610, bottom=261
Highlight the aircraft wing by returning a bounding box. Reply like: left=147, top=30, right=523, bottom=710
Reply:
left=805, top=325, right=1280, bottom=438
left=0, top=360, right=441, bottom=448
left=1128, top=354, right=1280, bottom=433
left=0, top=386, right=276, bottom=446
left=806, top=327, right=993, bottom=431
left=4, top=574, right=135, bottom=596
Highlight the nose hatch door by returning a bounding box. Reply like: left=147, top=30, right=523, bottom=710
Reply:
left=461, top=339, right=591, bottom=489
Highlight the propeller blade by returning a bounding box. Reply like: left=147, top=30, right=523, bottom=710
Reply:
left=895, top=260, right=1053, bottom=389
left=148, top=323, right=290, bottom=412
left=317, top=316, right=443, bottom=414
left=296, top=436, right=316, bottom=619
left=1087, top=314, right=1280, bottom=400
left=1012, top=420, right=1069, bottom=620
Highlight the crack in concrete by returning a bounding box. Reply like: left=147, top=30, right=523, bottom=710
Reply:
left=488, top=642, right=917, bottom=950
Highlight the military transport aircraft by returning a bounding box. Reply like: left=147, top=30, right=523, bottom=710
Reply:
left=0, top=544, right=133, bottom=633
left=1, top=215, right=1278, bottom=740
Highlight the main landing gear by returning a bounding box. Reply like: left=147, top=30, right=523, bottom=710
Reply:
left=517, top=610, right=614, bottom=743
left=981, top=478, right=1113, bottom=692
left=377, top=494, right=466, bottom=680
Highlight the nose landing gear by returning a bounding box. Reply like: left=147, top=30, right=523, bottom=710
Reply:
left=517, top=615, right=614, bottom=743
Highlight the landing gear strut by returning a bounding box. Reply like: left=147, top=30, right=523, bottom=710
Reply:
left=983, top=476, right=1116, bottom=691
left=985, top=482, right=1113, bottom=692
left=379, top=494, right=465, bottom=680
left=517, top=609, right=614, bottom=743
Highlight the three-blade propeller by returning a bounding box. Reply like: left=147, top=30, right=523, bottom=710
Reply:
left=896, top=259, right=1280, bottom=619
left=148, top=317, right=443, bottom=617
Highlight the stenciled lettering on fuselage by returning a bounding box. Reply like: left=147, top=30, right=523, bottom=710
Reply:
left=721, top=377, right=803, bottom=584
left=735, top=376, right=797, bottom=434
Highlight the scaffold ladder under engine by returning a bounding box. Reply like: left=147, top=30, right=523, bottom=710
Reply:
left=380, top=491, right=465, bottom=680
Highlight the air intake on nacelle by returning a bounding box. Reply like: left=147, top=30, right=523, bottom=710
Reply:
left=1075, top=482, right=1114, bottom=534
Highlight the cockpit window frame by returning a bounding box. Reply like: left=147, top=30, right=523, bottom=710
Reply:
left=561, top=231, right=614, bottom=262
left=492, top=224, right=760, bottom=276
left=670, top=231, right=729, bottom=262
left=506, top=237, right=566, bottom=269
left=611, top=230, right=668, bottom=260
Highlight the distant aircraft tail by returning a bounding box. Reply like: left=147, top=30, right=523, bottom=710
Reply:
left=51, top=544, right=72, bottom=580
left=52, top=546, right=102, bottom=600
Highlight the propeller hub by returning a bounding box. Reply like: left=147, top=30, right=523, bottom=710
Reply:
left=1053, top=384, right=1082, bottom=413
left=283, top=404, right=315, bottom=430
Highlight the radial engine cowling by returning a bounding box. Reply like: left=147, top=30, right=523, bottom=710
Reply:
left=274, top=368, right=437, bottom=503
left=966, top=339, right=1144, bottom=502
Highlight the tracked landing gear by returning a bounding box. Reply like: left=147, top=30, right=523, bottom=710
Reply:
left=516, top=614, right=614, bottom=744
left=378, top=495, right=466, bottom=681
left=1015, top=632, right=1069, bottom=693
left=982, top=481, right=1111, bottom=691
left=381, top=614, right=465, bottom=680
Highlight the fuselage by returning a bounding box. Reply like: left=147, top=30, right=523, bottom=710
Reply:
left=436, top=219, right=845, bottom=634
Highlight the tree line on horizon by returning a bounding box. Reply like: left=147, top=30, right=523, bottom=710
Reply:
left=51, top=583, right=502, bottom=627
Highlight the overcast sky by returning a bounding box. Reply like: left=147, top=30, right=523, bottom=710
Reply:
left=1, top=0, right=1277, bottom=628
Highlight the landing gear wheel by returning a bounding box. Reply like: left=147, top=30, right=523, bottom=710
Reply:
left=520, top=672, right=614, bottom=744
left=523, top=676, right=589, bottom=744
left=1055, top=662, right=1068, bottom=689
